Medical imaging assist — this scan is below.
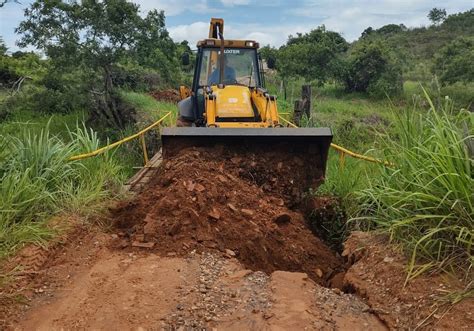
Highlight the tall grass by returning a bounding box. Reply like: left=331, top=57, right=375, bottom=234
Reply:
left=120, top=90, right=177, bottom=123
left=0, top=123, right=124, bottom=258
left=352, top=91, right=473, bottom=279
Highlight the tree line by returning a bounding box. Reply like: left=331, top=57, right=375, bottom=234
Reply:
left=1, top=2, right=473, bottom=130
left=260, top=8, right=473, bottom=98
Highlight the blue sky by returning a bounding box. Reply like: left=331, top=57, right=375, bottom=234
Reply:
left=1, top=0, right=472, bottom=52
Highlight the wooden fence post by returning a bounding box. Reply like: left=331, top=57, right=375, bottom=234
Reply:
left=293, top=85, right=312, bottom=126
left=301, top=85, right=311, bottom=119
left=293, top=100, right=303, bottom=126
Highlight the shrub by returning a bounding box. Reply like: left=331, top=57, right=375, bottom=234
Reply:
left=433, top=37, right=474, bottom=86
left=30, top=87, right=80, bottom=114
left=343, top=40, right=403, bottom=97
left=112, top=63, right=162, bottom=91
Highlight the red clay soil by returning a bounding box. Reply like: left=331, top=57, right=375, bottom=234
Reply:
left=149, top=89, right=180, bottom=103
left=110, top=146, right=342, bottom=285
left=2, top=228, right=384, bottom=330
left=342, top=231, right=474, bottom=330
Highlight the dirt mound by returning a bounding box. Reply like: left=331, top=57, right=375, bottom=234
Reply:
left=111, top=147, right=342, bottom=285
left=149, top=89, right=180, bottom=103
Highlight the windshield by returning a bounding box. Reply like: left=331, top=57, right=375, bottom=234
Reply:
left=198, top=48, right=259, bottom=87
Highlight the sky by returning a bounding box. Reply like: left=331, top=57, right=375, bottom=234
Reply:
left=0, top=0, right=472, bottom=52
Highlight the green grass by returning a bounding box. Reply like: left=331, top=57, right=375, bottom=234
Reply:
left=404, top=80, right=474, bottom=112
left=0, top=89, right=176, bottom=258
left=120, top=90, right=177, bottom=124
left=0, top=123, right=124, bottom=258
left=352, top=90, right=473, bottom=280
left=268, top=78, right=396, bottom=152
left=0, top=109, right=86, bottom=140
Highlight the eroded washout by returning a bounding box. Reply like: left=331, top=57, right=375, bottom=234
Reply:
left=111, top=146, right=346, bottom=286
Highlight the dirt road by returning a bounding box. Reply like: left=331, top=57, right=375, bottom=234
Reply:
left=10, top=232, right=384, bottom=330
left=2, top=147, right=473, bottom=330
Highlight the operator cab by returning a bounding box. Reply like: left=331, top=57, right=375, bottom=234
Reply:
left=178, top=38, right=266, bottom=126
left=196, top=45, right=262, bottom=87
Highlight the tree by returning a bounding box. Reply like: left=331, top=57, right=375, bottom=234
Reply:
left=286, top=26, right=348, bottom=53
left=16, top=0, right=177, bottom=129
left=361, top=27, right=374, bottom=39
left=176, top=40, right=195, bottom=69
left=0, top=36, right=6, bottom=55
left=376, top=24, right=407, bottom=35
left=0, top=0, right=21, bottom=8
left=433, top=37, right=474, bottom=85
left=277, top=26, right=348, bottom=85
left=259, top=45, right=278, bottom=69
left=428, top=8, right=447, bottom=25
left=343, top=40, right=403, bottom=97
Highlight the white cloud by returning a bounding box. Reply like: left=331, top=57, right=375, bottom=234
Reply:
left=168, top=21, right=210, bottom=46
left=220, top=0, right=251, bottom=6
left=135, top=0, right=220, bottom=16
left=289, top=0, right=474, bottom=40
left=168, top=21, right=313, bottom=47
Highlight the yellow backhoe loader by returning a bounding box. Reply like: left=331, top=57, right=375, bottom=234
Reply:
left=161, top=18, right=332, bottom=187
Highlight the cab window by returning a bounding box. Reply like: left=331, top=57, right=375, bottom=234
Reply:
left=198, top=48, right=259, bottom=87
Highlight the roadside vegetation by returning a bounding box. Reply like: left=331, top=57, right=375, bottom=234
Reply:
left=0, top=124, right=123, bottom=258
left=354, top=93, right=473, bottom=279
left=0, top=0, right=473, bottom=288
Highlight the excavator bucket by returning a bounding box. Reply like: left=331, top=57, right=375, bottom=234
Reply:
left=161, top=127, right=333, bottom=196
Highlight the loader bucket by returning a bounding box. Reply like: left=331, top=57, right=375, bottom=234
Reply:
left=161, top=127, right=333, bottom=198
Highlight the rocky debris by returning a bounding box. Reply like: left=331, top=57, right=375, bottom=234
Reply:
left=226, top=203, right=238, bottom=212
left=162, top=252, right=272, bottom=329
left=111, top=147, right=343, bottom=285
left=158, top=254, right=386, bottom=330
left=315, top=268, right=324, bottom=278
left=131, top=241, right=155, bottom=248
left=273, top=212, right=291, bottom=224
left=224, top=249, right=236, bottom=258
left=207, top=208, right=221, bottom=220
left=244, top=271, right=272, bottom=313
left=240, top=208, right=255, bottom=216
left=311, top=282, right=385, bottom=330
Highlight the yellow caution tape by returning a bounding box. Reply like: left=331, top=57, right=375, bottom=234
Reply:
left=278, top=115, right=393, bottom=167
left=69, top=112, right=172, bottom=161
left=68, top=111, right=391, bottom=168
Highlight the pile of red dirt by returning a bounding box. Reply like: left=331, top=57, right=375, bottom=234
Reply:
left=111, top=146, right=343, bottom=285
left=149, top=89, right=180, bottom=103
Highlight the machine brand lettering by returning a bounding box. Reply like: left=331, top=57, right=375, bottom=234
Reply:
left=224, top=49, right=240, bottom=54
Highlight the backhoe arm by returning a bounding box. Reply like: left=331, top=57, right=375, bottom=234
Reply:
left=209, top=18, right=224, bottom=39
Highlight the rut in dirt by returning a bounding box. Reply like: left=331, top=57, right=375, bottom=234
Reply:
left=110, top=146, right=345, bottom=286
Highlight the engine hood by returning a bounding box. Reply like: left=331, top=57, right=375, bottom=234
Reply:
left=211, top=85, right=254, bottom=118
